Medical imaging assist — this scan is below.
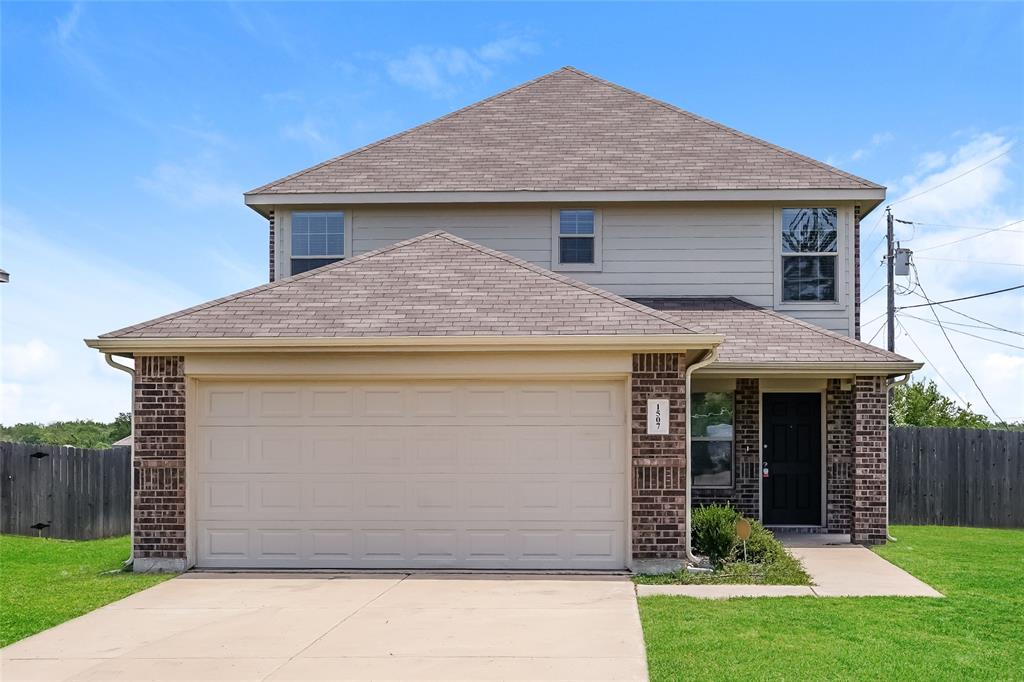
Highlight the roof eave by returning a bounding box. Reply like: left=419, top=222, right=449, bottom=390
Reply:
left=698, top=360, right=923, bottom=377
left=86, top=333, right=725, bottom=357
left=244, top=188, right=886, bottom=207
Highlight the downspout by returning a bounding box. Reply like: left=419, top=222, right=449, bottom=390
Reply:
left=884, top=373, right=911, bottom=542
left=104, top=354, right=135, bottom=568
left=684, top=347, right=719, bottom=566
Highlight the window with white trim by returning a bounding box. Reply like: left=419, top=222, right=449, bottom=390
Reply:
left=691, top=391, right=734, bottom=488
left=291, top=211, right=344, bottom=275
left=781, top=207, right=838, bottom=302
left=553, top=209, right=601, bottom=269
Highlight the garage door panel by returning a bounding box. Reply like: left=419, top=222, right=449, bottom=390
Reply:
left=198, top=382, right=624, bottom=426
left=195, top=379, right=626, bottom=569
left=198, top=426, right=623, bottom=475
left=196, top=521, right=626, bottom=569
left=199, top=474, right=622, bottom=522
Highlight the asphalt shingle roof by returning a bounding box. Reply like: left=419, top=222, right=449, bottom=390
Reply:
left=249, top=67, right=881, bottom=195
left=632, top=297, right=914, bottom=366
left=102, top=232, right=701, bottom=339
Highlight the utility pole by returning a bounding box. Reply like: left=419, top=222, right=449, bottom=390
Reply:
left=886, top=207, right=895, bottom=353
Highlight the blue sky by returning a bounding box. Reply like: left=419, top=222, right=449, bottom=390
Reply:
left=2, top=1, right=1022, bottom=423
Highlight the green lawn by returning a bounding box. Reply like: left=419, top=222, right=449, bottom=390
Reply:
left=639, top=526, right=1024, bottom=681
left=0, top=535, right=172, bottom=647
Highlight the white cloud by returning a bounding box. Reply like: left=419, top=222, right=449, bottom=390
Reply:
left=0, top=209, right=202, bottom=424
left=281, top=117, right=334, bottom=151
left=861, top=132, right=1024, bottom=422
left=55, top=2, right=83, bottom=46
left=137, top=155, right=243, bottom=208
left=477, top=37, right=541, bottom=63
left=385, top=36, right=541, bottom=97
left=834, top=131, right=894, bottom=165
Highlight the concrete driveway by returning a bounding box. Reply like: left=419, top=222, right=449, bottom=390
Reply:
left=2, top=573, right=647, bottom=681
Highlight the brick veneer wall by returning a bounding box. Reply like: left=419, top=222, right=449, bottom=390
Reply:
left=631, top=353, right=688, bottom=561
left=692, top=378, right=760, bottom=519
left=852, top=375, right=888, bottom=544
left=825, top=379, right=854, bottom=532
left=133, top=356, right=187, bottom=570
left=268, top=210, right=276, bottom=283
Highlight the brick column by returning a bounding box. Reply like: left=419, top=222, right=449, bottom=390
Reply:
left=852, top=375, right=888, bottom=545
left=630, top=353, right=687, bottom=570
left=133, top=356, right=187, bottom=572
left=825, top=379, right=854, bottom=533
left=692, top=378, right=760, bottom=520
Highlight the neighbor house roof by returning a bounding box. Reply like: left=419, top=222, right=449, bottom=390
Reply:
left=248, top=67, right=881, bottom=198
left=97, top=232, right=712, bottom=342
left=633, top=297, right=919, bottom=371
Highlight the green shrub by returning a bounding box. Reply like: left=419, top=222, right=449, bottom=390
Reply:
left=732, top=520, right=785, bottom=564
left=691, top=504, right=740, bottom=567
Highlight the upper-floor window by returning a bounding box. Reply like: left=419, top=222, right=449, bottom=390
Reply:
left=291, top=211, right=344, bottom=275
left=691, top=391, right=734, bottom=488
left=781, top=208, right=838, bottom=302
left=553, top=209, right=602, bottom=270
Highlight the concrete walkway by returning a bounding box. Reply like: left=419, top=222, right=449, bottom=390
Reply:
left=2, top=573, right=647, bottom=681
left=636, top=534, right=943, bottom=599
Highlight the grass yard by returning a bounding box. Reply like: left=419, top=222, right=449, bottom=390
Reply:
left=639, top=526, right=1024, bottom=681
left=0, top=535, right=172, bottom=647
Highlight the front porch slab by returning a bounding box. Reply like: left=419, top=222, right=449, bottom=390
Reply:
left=781, top=533, right=944, bottom=597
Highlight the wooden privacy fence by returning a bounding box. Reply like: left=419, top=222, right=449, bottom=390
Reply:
left=0, top=442, right=131, bottom=540
left=889, top=426, right=1024, bottom=528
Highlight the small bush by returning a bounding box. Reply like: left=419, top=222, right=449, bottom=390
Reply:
left=733, top=520, right=786, bottom=564
left=692, top=504, right=740, bottom=568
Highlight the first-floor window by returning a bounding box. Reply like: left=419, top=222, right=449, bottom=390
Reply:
left=781, top=207, right=838, bottom=302
left=691, top=391, right=734, bottom=488
left=291, top=211, right=344, bottom=275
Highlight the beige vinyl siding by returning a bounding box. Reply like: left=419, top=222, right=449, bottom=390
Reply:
left=274, top=202, right=855, bottom=337
left=352, top=205, right=553, bottom=267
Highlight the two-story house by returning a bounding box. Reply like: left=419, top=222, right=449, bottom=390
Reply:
left=88, top=67, right=919, bottom=573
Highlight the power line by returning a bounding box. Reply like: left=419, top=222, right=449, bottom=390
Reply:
left=908, top=220, right=1024, bottom=233
left=867, top=319, right=887, bottom=346
left=914, top=276, right=1007, bottom=425
left=862, top=284, right=886, bottom=304
left=915, top=218, right=1024, bottom=253
left=897, top=284, right=1024, bottom=310
left=888, top=144, right=1016, bottom=207
left=895, top=318, right=972, bottom=408
left=899, top=313, right=1024, bottom=351
left=915, top=256, right=1024, bottom=267
left=936, top=303, right=1024, bottom=337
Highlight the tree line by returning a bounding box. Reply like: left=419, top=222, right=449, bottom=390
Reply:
left=0, top=413, right=131, bottom=449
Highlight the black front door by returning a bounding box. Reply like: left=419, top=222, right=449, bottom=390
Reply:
left=763, top=393, right=822, bottom=525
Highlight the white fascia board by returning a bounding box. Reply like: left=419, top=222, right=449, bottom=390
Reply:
left=698, top=361, right=923, bottom=377
left=85, top=333, right=725, bottom=356
left=244, top=188, right=887, bottom=207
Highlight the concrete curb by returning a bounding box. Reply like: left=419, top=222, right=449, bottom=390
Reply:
left=636, top=584, right=815, bottom=599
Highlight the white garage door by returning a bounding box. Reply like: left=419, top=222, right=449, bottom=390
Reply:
left=194, top=380, right=627, bottom=569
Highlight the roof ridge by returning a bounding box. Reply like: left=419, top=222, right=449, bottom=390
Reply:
left=248, top=68, right=576, bottom=195
left=431, top=232, right=699, bottom=333
left=101, top=232, right=443, bottom=338
left=563, top=67, right=881, bottom=190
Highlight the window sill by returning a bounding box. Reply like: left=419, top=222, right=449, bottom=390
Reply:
left=776, top=301, right=846, bottom=312
left=551, top=262, right=602, bottom=272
